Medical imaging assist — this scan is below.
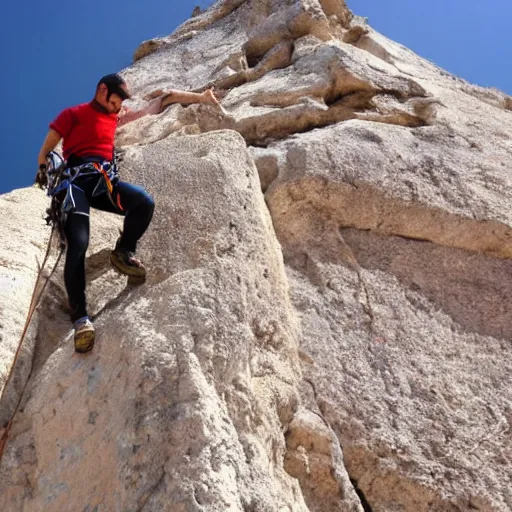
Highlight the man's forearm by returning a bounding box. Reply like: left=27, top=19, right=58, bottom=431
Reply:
left=38, top=129, right=61, bottom=166
left=161, top=89, right=220, bottom=111
left=164, top=90, right=207, bottom=105
left=118, top=88, right=221, bottom=127
left=118, top=97, right=162, bottom=127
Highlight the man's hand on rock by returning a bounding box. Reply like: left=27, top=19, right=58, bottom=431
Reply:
left=201, top=89, right=221, bottom=107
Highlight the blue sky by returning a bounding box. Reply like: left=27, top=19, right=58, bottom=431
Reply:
left=1, top=0, right=511, bottom=194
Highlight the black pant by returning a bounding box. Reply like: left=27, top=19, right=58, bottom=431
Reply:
left=64, top=174, right=155, bottom=322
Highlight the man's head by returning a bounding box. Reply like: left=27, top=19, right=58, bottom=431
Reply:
left=95, top=74, right=131, bottom=113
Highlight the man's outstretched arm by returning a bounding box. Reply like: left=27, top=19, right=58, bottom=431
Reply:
left=160, top=89, right=220, bottom=110
left=118, top=88, right=221, bottom=127
left=118, top=97, right=163, bottom=127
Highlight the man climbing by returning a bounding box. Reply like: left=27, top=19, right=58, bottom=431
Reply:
left=36, top=73, right=220, bottom=353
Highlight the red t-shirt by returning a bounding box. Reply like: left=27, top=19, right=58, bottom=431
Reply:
left=49, top=102, right=118, bottom=161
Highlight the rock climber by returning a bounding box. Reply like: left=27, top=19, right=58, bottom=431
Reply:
left=35, top=73, right=220, bottom=353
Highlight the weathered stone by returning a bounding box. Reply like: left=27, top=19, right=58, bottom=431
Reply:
left=284, top=407, right=363, bottom=512
left=0, top=188, right=49, bottom=427
left=133, top=38, right=164, bottom=62
left=0, top=132, right=306, bottom=511
left=1, top=0, right=511, bottom=510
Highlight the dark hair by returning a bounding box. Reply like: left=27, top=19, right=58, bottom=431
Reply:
left=97, top=73, right=131, bottom=100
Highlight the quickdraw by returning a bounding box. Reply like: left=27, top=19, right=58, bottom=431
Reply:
left=44, top=152, right=68, bottom=249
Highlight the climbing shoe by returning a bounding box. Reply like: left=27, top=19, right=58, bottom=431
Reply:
left=74, top=317, right=95, bottom=353
left=110, top=247, right=146, bottom=279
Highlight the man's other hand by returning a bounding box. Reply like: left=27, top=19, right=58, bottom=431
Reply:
left=35, top=164, right=48, bottom=188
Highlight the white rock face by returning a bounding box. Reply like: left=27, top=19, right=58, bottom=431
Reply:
left=0, top=133, right=311, bottom=511
left=0, top=188, right=48, bottom=381
left=1, top=0, right=511, bottom=510
left=0, top=188, right=50, bottom=430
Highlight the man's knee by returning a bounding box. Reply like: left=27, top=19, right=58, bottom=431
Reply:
left=118, top=182, right=154, bottom=214
left=135, top=187, right=155, bottom=215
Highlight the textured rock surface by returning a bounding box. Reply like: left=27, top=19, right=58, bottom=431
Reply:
left=0, top=133, right=311, bottom=511
left=0, top=188, right=50, bottom=427
left=1, top=0, right=511, bottom=510
left=0, top=189, right=48, bottom=381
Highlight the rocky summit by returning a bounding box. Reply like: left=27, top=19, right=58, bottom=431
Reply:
left=1, top=1, right=511, bottom=510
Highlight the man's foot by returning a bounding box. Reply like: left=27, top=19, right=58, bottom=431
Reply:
left=110, top=247, right=146, bottom=279
left=74, top=317, right=95, bottom=353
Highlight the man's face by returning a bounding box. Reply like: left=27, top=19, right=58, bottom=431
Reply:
left=96, top=83, right=128, bottom=114
left=106, top=93, right=124, bottom=114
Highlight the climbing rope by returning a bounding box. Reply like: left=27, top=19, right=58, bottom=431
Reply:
left=0, top=225, right=65, bottom=461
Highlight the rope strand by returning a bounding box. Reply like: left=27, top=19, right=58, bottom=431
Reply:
left=0, top=226, right=65, bottom=461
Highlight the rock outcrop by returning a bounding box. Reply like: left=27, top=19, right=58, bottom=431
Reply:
left=1, top=1, right=511, bottom=511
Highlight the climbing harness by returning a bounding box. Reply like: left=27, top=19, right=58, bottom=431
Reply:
left=48, top=152, right=124, bottom=225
